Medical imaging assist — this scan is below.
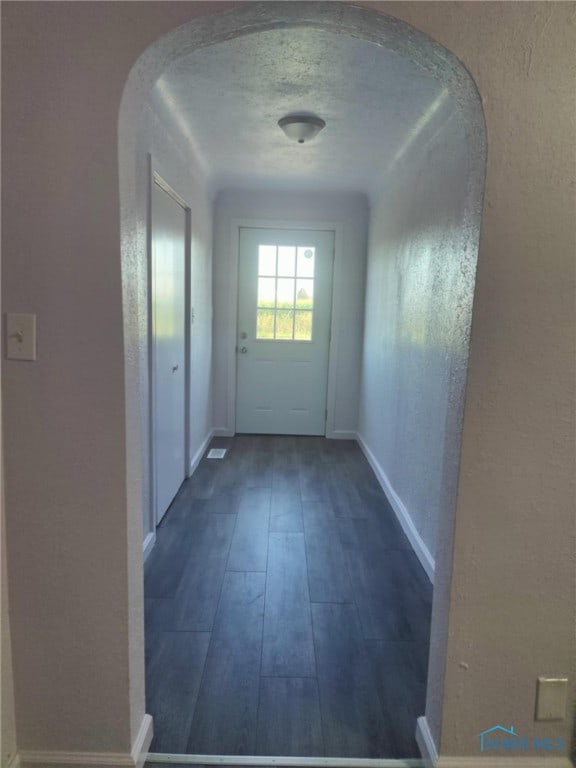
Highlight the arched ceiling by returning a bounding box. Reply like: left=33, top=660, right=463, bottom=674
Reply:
left=151, top=25, right=455, bottom=197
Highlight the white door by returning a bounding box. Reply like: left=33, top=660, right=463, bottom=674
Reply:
left=151, top=179, right=186, bottom=525
left=236, top=227, right=334, bottom=435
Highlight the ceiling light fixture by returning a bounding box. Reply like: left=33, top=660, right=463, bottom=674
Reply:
left=278, top=114, right=326, bottom=144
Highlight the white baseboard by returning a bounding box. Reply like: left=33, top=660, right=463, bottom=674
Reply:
left=143, top=531, right=156, bottom=562
left=6, top=751, right=21, bottom=768
left=356, top=433, right=435, bottom=583
left=19, top=750, right=137, bottom=767
left=18, top=714, right=153, bottom=768
left=212, top=427, right=234, bottom=437
left=416, top=717, right=438, bottom=768
left=189, top=429, right=215, bottom=475
left=416, top=716, right=572, bottom=768
left=143, top=429, right=214, bottom=561
left=327, top=429, right=358, bottom=440
left=146, top=755, right=424, bottom=767
left=132, top=714, right=153, bottom=768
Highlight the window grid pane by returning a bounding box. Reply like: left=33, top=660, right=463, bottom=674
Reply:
left=255, top=243, right=315, bottom=341
left=294, top=310, right=313, bottom=341
left=296, top=279, right=314, bottom=308
left=257, top=309, right=275, bottom=339
left=258, top=245, right=277, bottom=276
left=277, top=246, right=296, bottom=277
left=258, top=277, right=276, bottom=308
left=297, top=247, right=315, bottom=278
left=277, top=278, right=295, bottom=307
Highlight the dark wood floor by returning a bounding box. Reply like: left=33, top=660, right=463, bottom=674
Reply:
left=144, top=435, right=432, bottom=759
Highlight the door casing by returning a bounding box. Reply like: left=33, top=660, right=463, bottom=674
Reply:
left=147, top=157, right=192, bottom=544
left=224, top=218, right=343, bottom=438
left=235, top=226, right=335, bottom=435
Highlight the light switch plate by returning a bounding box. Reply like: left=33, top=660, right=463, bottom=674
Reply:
left=6, top=313, right=37, bottom=361
left=535, top=677, right=568, bottom=721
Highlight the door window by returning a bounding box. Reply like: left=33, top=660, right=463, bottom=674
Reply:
left=256, top=244, right=315, bottom=341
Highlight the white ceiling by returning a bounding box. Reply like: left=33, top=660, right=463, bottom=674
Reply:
left=152, top=26, right=450, bottom=197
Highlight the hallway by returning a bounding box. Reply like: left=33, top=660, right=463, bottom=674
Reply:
left=144, top=436, right=431, bottom=759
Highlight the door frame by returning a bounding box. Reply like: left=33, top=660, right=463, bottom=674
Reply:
left=147, top=156, right=192, bottom=546
left=225, top=218, right=343, bottom=438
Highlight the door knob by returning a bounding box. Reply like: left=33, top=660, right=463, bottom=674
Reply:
left=172, top=364, right=179, bottom=372
left=240, top=347, right=248, bottom=354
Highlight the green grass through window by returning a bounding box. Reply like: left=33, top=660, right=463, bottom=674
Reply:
left=256, top=301, right=313, bottom=341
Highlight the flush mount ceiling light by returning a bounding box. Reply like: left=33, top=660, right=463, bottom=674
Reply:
left=278, top=114, right=326, bottom=144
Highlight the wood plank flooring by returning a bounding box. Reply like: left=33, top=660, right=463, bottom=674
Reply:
left=145, top=436, right=431, bottom=759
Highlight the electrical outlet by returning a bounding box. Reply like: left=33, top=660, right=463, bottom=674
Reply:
left=535, top=677, right=568, bottom=721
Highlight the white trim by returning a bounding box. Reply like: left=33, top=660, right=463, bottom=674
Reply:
left=328, top=429, right=358, bottom=440
left=18, top=716, right=153, bottom=768
left=226, top=218, right=343, bottom=437
left=153, top=172, right=188, bottom=211
left=146, top=756, right=424, bottom=767
left=19, top=751, right=137, bottom=767
left=416, top=716, right=438, bottom=768
left=188, top=429, right=215, bottom=477
left=148, top=157, right=193, bottom=528
left=143, top=531, right=156, bottom=562
left=146, top=153, right=156, bottom=541
left=323, top=222, right=344, bottom=440
left=356, top=433, right=435, bottom=583
left=212, top=427, right=235, bottom=438
left=183, top=200, right=192, bottom=480
left=225, top=219, right=240, bottom=435
left=132, top=713, right=154, bottom=768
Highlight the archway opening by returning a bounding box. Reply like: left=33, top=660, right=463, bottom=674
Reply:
left=118, top=2, right=486, bottom=762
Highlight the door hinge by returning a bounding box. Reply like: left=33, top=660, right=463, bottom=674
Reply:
left=325, top=408, right=328, bottom=421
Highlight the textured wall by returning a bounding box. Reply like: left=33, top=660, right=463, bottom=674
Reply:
left=1, top=0, right=230, bottom=755
left=1, top=1, right=574, bottom=763
left=359, top=96, right=472, bottom=564
left=212, top=188, right=369, bottom=437
left=370, top=1, right=575, bottom=757
left=3, top=4, right=131, bottom=752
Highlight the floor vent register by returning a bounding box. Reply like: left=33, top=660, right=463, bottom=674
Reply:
left=206, top=448, right=227, bottom=459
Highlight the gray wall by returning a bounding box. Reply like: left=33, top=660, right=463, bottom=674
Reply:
left=359, top=95, right=472, bottom=567
left=1, top=1, right=221, bottom=754
left=1, top=224, right=17, bottom=767
left=2, top=467, right=17, bottom=767
left=212, top=188, right=369, bottom=437
left=400, top=2, right=575, bottom=754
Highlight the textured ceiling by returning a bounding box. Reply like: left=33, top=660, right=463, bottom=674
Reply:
left=152, top=26, right=451, bottom=196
